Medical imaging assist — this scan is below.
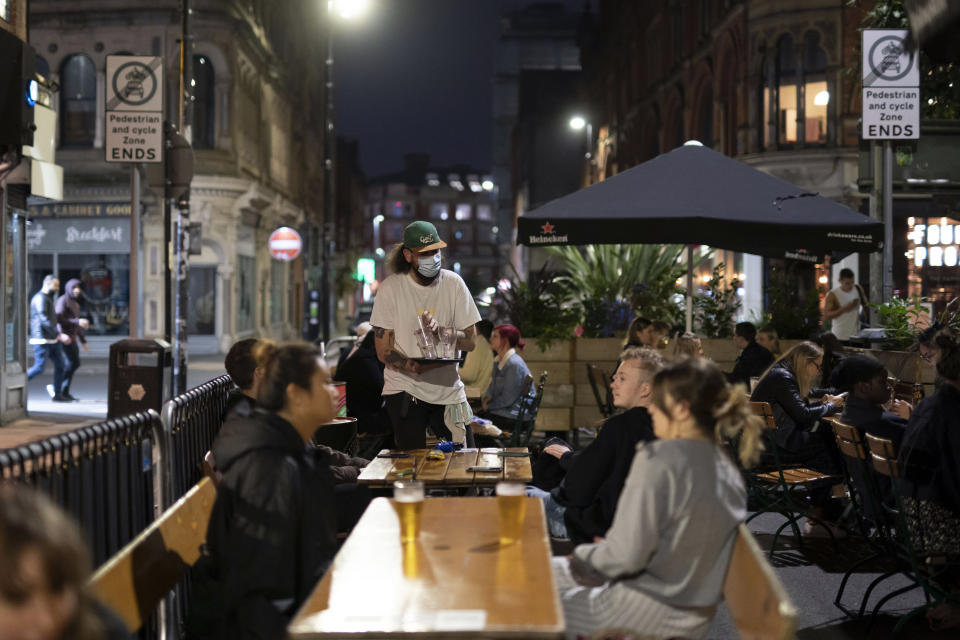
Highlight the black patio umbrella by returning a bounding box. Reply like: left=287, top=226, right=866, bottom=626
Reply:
left=517, top=143, right=882, bottom=258
left=516, top=142, right=884, bottom=330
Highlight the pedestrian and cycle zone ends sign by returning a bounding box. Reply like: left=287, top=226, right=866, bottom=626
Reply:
left=105, top=55, right=163, bottom=163
left=861, top=30, right=919, bottom=140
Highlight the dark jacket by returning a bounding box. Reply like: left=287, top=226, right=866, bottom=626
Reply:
left=29, top=289, right=59, bottom=341
left=552, top=406, right=656, bottom=544
left=55, top=278, right=86, bottom=343
left=333, top=344, right=384, bottom=421
left=188, top=408, right=338, bottom=640
left=728, top=340, right=775, bottom=387
left=750, top=361, right=836, bottom=452
left=842, top=395, right=907, bottom=450
left=899, top=385, right=960, bottom=517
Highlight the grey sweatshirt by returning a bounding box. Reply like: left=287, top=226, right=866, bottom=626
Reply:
left=574, top=438, right=746, bottom=608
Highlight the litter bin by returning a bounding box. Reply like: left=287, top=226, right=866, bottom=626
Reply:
left=108, top=338, right=172, bottom=418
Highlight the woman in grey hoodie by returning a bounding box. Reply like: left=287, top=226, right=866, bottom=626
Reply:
left=552, top=358, right=764, bottom=639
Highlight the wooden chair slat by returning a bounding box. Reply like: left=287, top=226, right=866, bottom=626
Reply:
left=723, top=524, right=797, bottom=640
left=89, top=478, right=216, bottom=632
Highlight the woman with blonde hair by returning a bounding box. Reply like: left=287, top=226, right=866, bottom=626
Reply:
left=553, top=358, right=763, bottom=639
left=672, top=332, right=704, bottom=358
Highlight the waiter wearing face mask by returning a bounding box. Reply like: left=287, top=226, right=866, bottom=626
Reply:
left=370, top=221, right=482, bottom=449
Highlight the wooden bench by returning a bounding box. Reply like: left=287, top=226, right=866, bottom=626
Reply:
left=723, top=524, right=797, bottom=640
left=89, top=477, right=217, bottom=632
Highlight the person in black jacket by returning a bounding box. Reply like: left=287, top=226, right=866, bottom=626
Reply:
left=527, top=347, right=664, bottom=543
left=26, top=275, right=69, bottom=401
left=188, top=341, right=340, bottom=640
left=333, top=330, right=390, bottom=437
left=836, top=355, right=910, bottom=449
left=727, top=322, right=775, bottom=387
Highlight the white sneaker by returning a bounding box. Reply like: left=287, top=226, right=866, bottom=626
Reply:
left=46, top=384, right=56, bottom=399
left=801, top=518, right=848, bottom=539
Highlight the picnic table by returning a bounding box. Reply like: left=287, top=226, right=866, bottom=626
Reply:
left=356, top=447, right=532, bottom=488
left=288, top=496, right=564, bottom=639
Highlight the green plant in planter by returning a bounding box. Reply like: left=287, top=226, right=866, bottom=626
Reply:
left=494, top=263, right=580, bottom=350
left=694, top=263, right=742, bottom=338
left=765, top=264, right=823, bottom=339
left=873, top=296, right=928, bottom=350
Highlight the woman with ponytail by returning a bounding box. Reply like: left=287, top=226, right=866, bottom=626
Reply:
left=552, top=358, right=762, bottom=639
left=188, top=341, right=340, bottom=640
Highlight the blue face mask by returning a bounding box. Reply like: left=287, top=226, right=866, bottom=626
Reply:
left=417, top=252, right=441, bottom=278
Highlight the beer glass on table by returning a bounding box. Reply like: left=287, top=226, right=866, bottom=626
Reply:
left=393, top=480, right=424, bottom=543
left=496, top=482, right=527, bottom=545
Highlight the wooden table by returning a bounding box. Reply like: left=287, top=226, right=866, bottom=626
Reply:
left=356, top=448, right=532, bottom=488
left=288, top=497, right=564, bottom=639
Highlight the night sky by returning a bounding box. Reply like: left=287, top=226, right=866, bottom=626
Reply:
left=335, top=0, right=585, bottom=178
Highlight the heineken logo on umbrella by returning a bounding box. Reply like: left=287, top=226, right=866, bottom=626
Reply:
left=529, top=220, right=568, bottom=245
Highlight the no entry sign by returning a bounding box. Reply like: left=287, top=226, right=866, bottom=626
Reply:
left=269, top=227, right=302, bottom=261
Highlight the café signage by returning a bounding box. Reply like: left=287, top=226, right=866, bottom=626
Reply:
left=26, top=217, right=127, bottom=254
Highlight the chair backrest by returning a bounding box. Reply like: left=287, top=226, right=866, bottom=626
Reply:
left=585, top=364, right=613, bottom=418
left=891, top=379, right=924, bottom=406
left=89, top=477, right=217, bottom=632
left=513, top=374, right=537, bottom=424
left=510, top=372, right=548, bottom=447
left=750, top=401, right=777, bottom=430
left=865, top=433, right=900, bottom=478
left=723, top=524, right=797, bottom=640
left=827, top=417, right=869, bottom=461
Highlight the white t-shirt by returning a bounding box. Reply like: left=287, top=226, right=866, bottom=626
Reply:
left=369, top=269, right=481, bottom=405
left=828, top=285, right=861, bottom=340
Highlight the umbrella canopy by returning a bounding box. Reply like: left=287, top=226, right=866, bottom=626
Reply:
left=517, top=143, right=882, bottom=258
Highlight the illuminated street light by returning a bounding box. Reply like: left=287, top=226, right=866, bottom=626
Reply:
left=481, top=179, right=494, bottom=191
left=569, top=116, right=586, bottom=130
left=332, top=0, right=371, bottom=19
left=813, top=90, right=830, bottom=106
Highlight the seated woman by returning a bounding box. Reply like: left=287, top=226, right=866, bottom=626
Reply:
left=189, top=341, right=340, bottom=639
left=750, top=341, right=845, bottom=472
left=480, top=324, right=533, bottom=425
left=0, top=486, right=129, bottom=640
left=552, top=358, right=762, bottom=639
left=672, top=331, right=703, bottom=359
left=624, top=317, right=669, bottom=350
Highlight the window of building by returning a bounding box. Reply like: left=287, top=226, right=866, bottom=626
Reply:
left=455, top=204, right=472, bottom=221
left=476, top=204, right=492, bottom=221
left=391, top=201, right=404, bottom=217
left=697, top=87, right=713, bottom=147
left=803, top=31, right=828, bottom=145
left=192, top=55, right=215, bottom=149
left=385, top=221, right=404, bottom=243
left=0, top=0, right=9, bottom=22
left=429, top=203, right=449, bottom=220
left=60, top=54, right=97, bottom=147
left=188, top=266, right=216, bottom=334
left=237, top=255, right=255, bottom=332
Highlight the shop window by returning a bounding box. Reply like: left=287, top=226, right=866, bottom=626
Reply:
left=60, top=54, right=97, bottom=147
left=803, top=31, right=828, bottom=145
left=192, top=55, right=215, bottom=149
left=237, top=255, right=255, bottom=332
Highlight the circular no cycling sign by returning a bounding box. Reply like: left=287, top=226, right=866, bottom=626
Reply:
left=862, top=30, right=919, bottom=88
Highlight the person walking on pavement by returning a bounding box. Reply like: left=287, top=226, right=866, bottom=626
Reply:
left=55, top=279, right=90, bottom=402
left=822, top=267, right=868, bottom=341
left=27, top=275, right=70, bottom=402
left=371, top=220, right=481, bottom=449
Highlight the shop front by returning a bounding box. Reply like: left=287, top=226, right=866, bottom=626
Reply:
left=26, top=203, right=131, bottom=336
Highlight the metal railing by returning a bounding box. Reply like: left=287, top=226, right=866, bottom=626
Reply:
left=0, top=410, right=163, bottom=567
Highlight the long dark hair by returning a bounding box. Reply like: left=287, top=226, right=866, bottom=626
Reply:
left=935, top=327, right=960, bottom=382
left=651, top=358, right=763, bottom=467
left=254, top=341, right=323, bottom=411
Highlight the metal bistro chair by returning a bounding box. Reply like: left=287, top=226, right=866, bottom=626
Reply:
left=500, top=371, right=548, bottom=447
left=586, top=363, right=614, bottom=419
left=744, top=402, right=843, bottom=556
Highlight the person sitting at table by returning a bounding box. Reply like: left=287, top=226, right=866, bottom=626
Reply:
left=624, top=317, right=669, bottom=350
left=552, top=358, right=763, bottom=639
left=479, top=324, right=533, bottom=425
left=726, top=322, right=774, bottom=387
left=188, top=341, right=340, bottom=640
left=334, top=330, right=392, bottom=446
left=529, top=347, right=664, bottom=543
left=837, top=355, right=910, bottom=449
left=750, top=341, right=846, bottom=536
left=460, top=318, right=494, bottom=399
left=0, top=486, right=131, bottom=640
left=757, top=325, right=781, bottom=359
left=672, top=331, right=703, bottom=359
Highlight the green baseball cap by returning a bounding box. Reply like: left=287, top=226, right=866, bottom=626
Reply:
left=403, top=220, right=447, bottom=252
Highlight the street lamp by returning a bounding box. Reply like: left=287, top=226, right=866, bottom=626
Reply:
left=569, top=115, right=593, bottom=159
left=332, top=0, right=370, bottom=19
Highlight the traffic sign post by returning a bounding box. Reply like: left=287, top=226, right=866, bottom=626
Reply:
left=105, top=56, right=164, bottom=163
left=861, top=29, right=921, bottom=302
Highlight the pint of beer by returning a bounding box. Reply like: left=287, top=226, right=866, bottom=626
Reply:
left=496, top=482, right=527, bottom=545
left=393, top=480, right=424, bottom=543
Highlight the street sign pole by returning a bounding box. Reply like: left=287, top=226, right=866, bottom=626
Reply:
left=130, top=164, right=141, bottom=337
left=883, top=140, right=894, bottom=302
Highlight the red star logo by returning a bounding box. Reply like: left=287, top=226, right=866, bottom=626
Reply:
left=541, top=221, right=555, bottom=234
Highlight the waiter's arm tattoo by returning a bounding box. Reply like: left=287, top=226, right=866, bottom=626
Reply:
left=374, top=325, right=413, bottom=371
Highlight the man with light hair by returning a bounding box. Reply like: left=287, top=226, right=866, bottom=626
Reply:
left=530, top=347, right=666, bottom=543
